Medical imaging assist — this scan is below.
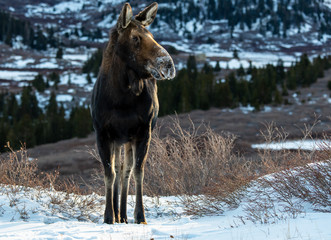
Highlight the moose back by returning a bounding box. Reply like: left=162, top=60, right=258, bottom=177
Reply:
left=90, top=2, right=176, bottom=224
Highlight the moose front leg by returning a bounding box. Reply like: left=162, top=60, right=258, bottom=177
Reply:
left=133, top=132, right=151, bottom=224
left=120, top=143, right=134, bottom=223
left=97, top=134, right=117, bottom=224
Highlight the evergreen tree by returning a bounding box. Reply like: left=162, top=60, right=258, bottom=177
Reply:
left=273, top=88, right=283, bottom=105
left=56, top=47, right=63, bottom=59
left=34, top=27, right=47, bottom=50
left=82, top=48, right=103, bottom=77
left=237, top=64, right=245, bottom=76
left=32, top=74, right=46, bottom=92
left=214, top=61, right=221, bottom=72
left=86, top=73, right=92, bottom=84
left=233, top=49, right=239, bottom=59
left=19, top=86, right=40, bottom=119
left=213, top=81, right=233, bottom=108
left=48, top=72, right=60, bottom=89
left=69, top=106, right=93, bottom=138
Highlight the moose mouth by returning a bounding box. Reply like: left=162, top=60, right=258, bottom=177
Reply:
left=148, top=67, right=164, bottom=80
left=146, top=57, right=176, bottom=80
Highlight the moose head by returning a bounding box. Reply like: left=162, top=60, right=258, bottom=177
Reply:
left=113, top=2, right=175, bottom=83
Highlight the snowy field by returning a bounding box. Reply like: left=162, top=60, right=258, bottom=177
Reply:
left=0, top=139, right=330, bottom=240
left=0, top=178, right=330, bottom=240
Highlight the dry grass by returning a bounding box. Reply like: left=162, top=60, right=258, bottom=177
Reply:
left=146, top=117, right=241, bottom=195
left=240, top=120, right=331, bottom=223
left=0, top=142, right=104, bottom=222
left=144, top=117, right=256, bottom=215
left=146, top=117, right=330, bottom=219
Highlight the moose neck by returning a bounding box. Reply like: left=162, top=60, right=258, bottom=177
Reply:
left=100, top=49, right=145, bottom=101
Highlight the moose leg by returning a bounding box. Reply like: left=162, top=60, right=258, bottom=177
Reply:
left=120, top=143, right=134, bottom=223
left=113, top=147, right=121, bottom=223
left=133, top=132, right=151, bottom=224
left=97, top=133, right=117, bottom=224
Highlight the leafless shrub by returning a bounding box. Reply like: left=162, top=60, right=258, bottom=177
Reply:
left=0, top=143, right=44, bottom=188
left=241, top=120, right=331, bottom=223
left=145, top=117, right=238, bottom=195
left=143, top=117, right=258, bottom=215
left=0, top=142, right=104, bottom=223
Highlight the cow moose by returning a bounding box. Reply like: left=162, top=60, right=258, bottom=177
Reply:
left=90, top=2, right=176, bottom=224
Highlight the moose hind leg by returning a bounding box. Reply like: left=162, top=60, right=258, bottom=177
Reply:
left=120, top=143, right=134, bottom=223
left=113, top=147, right=121, bottom=223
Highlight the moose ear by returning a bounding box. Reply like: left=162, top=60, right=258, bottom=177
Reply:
left=135, top=2, right=158, bottom=26
left=117, top=3, right=133, bottom=29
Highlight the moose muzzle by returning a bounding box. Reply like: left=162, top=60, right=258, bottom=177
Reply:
left=146, top=46, right=176, bottom=80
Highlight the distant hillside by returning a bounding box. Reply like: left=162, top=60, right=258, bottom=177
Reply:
left=0, top=0, right=330, bottom=57
left=155, top=0, right=331, bottom=38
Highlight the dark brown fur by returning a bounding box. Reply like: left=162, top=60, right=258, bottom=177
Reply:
left=90, top=2, right=175, bottom=224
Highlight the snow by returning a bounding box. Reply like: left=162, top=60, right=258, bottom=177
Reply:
left=61, top=72, right=94, bottom=86
left=34, top=59, right=59, bottom=69
left=1, top=56, right=35, bottom=69
left=325, top=0, right=331, bottom=9
left=56, top=94, right=73, bottom=102
left=1, top=159, right=330, bottom=240
left=0, top=70, right=38, bottom=81
left=239, top=104, right=255, bottom=114
left=0, top=187, right=329, bottom=240
left=252, top=139, right=331, bottom=151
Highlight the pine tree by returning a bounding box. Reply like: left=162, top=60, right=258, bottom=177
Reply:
left=69, top=106, right=92, bottom=138
left=56, top=47, right=63, bottom=59
left=213, top=81, right=233, bottom=108
left=237, top=64, right=245, bottom=76
left=34, top=27, right=47, bottom=50
left=273, top=88, right=283, bottom=105
left=82, top=48, right=103, bottom=77
left=32, top=74, right=46, bottom=92
left=19, top=86, right=40, bottom=119
left=233, top=49, right=239, bottom=59
left=87, top=73, right=92, bottom=84
left=48, top=72, right=60, bottom=90
left=214, top=61, right=221, bottom=72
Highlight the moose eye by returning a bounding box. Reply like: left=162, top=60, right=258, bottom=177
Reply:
left=132, top=36, right=140, bottom=46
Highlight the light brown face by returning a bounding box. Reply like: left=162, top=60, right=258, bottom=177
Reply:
left=115, top=2, right=176, bottom=80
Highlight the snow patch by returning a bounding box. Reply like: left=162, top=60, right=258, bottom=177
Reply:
left=0, top=71, right=38, bottom=81
left=252, top=139, right=331, bottom=151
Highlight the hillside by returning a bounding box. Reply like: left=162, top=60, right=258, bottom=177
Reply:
left=0, top=0, right=330, bottom=176
left=0, top=0, right=331, bottom=66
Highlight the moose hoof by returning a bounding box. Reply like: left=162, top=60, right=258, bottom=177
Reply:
left=104, top=216, right=115, bottom=224
left=135, top=219, right=147, bottom=224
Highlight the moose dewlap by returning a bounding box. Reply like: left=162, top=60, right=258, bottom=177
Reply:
left=90, top=2, right=176, bottom=224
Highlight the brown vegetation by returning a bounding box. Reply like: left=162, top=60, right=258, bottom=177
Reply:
left=0, top=117, right=330, bottom=222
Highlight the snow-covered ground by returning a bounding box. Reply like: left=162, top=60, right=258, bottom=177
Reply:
left=1, top=158, right=330, bottom=240
left=0, top=138, right=330, bottom=239
left=1, top=204, right=329, bottom=240
left=0, top=185, right=330, bottom=240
